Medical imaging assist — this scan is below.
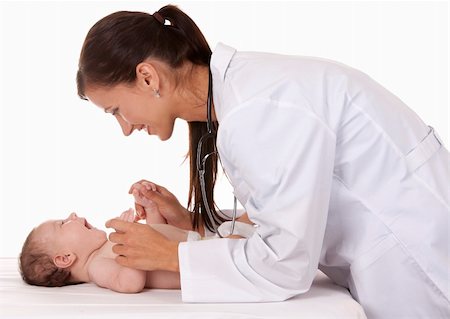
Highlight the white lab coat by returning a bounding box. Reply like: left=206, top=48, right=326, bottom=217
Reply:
left=178, top=43, right=450, bottom=318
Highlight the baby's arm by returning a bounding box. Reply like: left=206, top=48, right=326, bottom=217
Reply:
left=88, top=256, right=146, bottom=293
left=87, top=209, right=146, bottom=293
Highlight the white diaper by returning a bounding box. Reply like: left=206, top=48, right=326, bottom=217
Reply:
left=217, top=221, right=256, bottom=238
left=187, top=231, right=202, bottom=241
left=187, top=221, right=256, bottom=241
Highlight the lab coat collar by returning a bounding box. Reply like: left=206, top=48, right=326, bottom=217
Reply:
left=210, top=43, right=236, bottom=80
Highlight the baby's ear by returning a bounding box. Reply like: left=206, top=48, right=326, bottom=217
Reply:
left=53, top=253, right=76, bottom=269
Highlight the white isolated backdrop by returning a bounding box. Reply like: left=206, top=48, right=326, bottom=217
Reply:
left=0, top=1, right=448, bottom=257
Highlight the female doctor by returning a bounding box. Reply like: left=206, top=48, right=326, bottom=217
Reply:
left=77, top=5, right=449, bottom=318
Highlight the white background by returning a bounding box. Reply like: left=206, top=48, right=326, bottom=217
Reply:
left=0, top=1, right=448, bottom=257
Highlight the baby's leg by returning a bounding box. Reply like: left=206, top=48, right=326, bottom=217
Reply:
left=236, top=213, right=251, bottom=224
left=145, top=270, right=180, bottom=289
left=150, top=224, right=192, bottom=242
left=131, top=186, right=166, bottom=224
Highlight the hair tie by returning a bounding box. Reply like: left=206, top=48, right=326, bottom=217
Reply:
left=153, top=12, right=164, bottom=25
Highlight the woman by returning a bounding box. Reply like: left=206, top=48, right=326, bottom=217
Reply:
left=77, top=5, right=449, bottom=318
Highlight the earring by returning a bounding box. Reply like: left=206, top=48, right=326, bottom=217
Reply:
left=153, top=88, right=161, bottom=98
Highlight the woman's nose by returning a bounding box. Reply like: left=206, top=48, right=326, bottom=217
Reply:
left=116, top=117, right=133, bottom=136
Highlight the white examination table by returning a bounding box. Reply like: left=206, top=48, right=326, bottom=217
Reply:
left=0, top=258, right=366, bottom=318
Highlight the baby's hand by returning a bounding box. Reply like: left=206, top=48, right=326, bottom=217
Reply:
left=118, top=208, right=135, bottom=223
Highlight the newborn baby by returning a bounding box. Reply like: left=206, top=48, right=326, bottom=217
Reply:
left=19, top=181, right=254, bottom=293
left=19, top=183, right=198, bottom=293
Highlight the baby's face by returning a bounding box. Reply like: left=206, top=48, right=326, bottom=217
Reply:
left=34, top=212, right=107, bottom=258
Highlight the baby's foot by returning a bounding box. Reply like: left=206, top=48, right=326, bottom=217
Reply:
left=132, top=189, right=156, bottom=208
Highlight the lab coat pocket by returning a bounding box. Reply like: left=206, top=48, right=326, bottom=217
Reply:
left=347, top=235, right=400, bottom=311
left=350, top=234, right=399, bottom=273
left=404, top=126, right=442, bottom=173
left=348, top=235, right=450, bottom=318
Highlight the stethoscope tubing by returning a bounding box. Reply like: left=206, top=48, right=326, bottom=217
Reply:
left=197, top=69, right=237, bottom=237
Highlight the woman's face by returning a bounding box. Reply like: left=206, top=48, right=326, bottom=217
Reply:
left=85, top=82, right=176, bottom=141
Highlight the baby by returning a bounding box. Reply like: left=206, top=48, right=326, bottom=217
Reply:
left=19, top=181, right=254, bottom=293
left=19, top=182, right=199, bottom=293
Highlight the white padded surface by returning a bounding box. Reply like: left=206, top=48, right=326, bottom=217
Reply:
left=0, top=258, right=366, bottom=318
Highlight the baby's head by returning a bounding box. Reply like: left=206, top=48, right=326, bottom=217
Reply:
left=19, top=212, right=107, bottom=287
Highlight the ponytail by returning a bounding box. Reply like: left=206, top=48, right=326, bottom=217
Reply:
left=156, top=5, right=211, bottom=66
left=77, top=5, right=225, bottom=233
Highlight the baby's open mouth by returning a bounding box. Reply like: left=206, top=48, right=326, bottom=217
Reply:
left=84, top=219, right=93, bottom=230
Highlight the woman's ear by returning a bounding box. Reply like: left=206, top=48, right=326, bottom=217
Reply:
left=53, top=253, right=77, bottom=269
left=136, top=62, right=159, bottom=92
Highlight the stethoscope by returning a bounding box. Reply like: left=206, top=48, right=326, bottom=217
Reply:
left=196, top=70, right=237, bottom=237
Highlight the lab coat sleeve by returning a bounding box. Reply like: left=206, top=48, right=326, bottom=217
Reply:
left=179, top=98, right=337, bottom=302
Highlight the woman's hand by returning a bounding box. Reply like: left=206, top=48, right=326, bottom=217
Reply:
left=129, top=180, right=192, bottom=230
left=105, top=218, right=179, bottom=272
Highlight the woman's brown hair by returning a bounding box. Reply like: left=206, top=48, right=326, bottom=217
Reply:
left=77, top=5, right=225, bottom=232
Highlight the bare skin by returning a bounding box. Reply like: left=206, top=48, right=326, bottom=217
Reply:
left=34, top=211, right=186, bottom=292
left=85, top=61, right=215, bottom=141
left=107, top=180, right=252, bottom=273
left=85, top=60, right=246, bottom=274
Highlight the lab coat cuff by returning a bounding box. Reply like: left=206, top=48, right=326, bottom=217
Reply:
left=178, top=240, right=224, bottom=302
left=178, top=238, right=257, bottom=302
